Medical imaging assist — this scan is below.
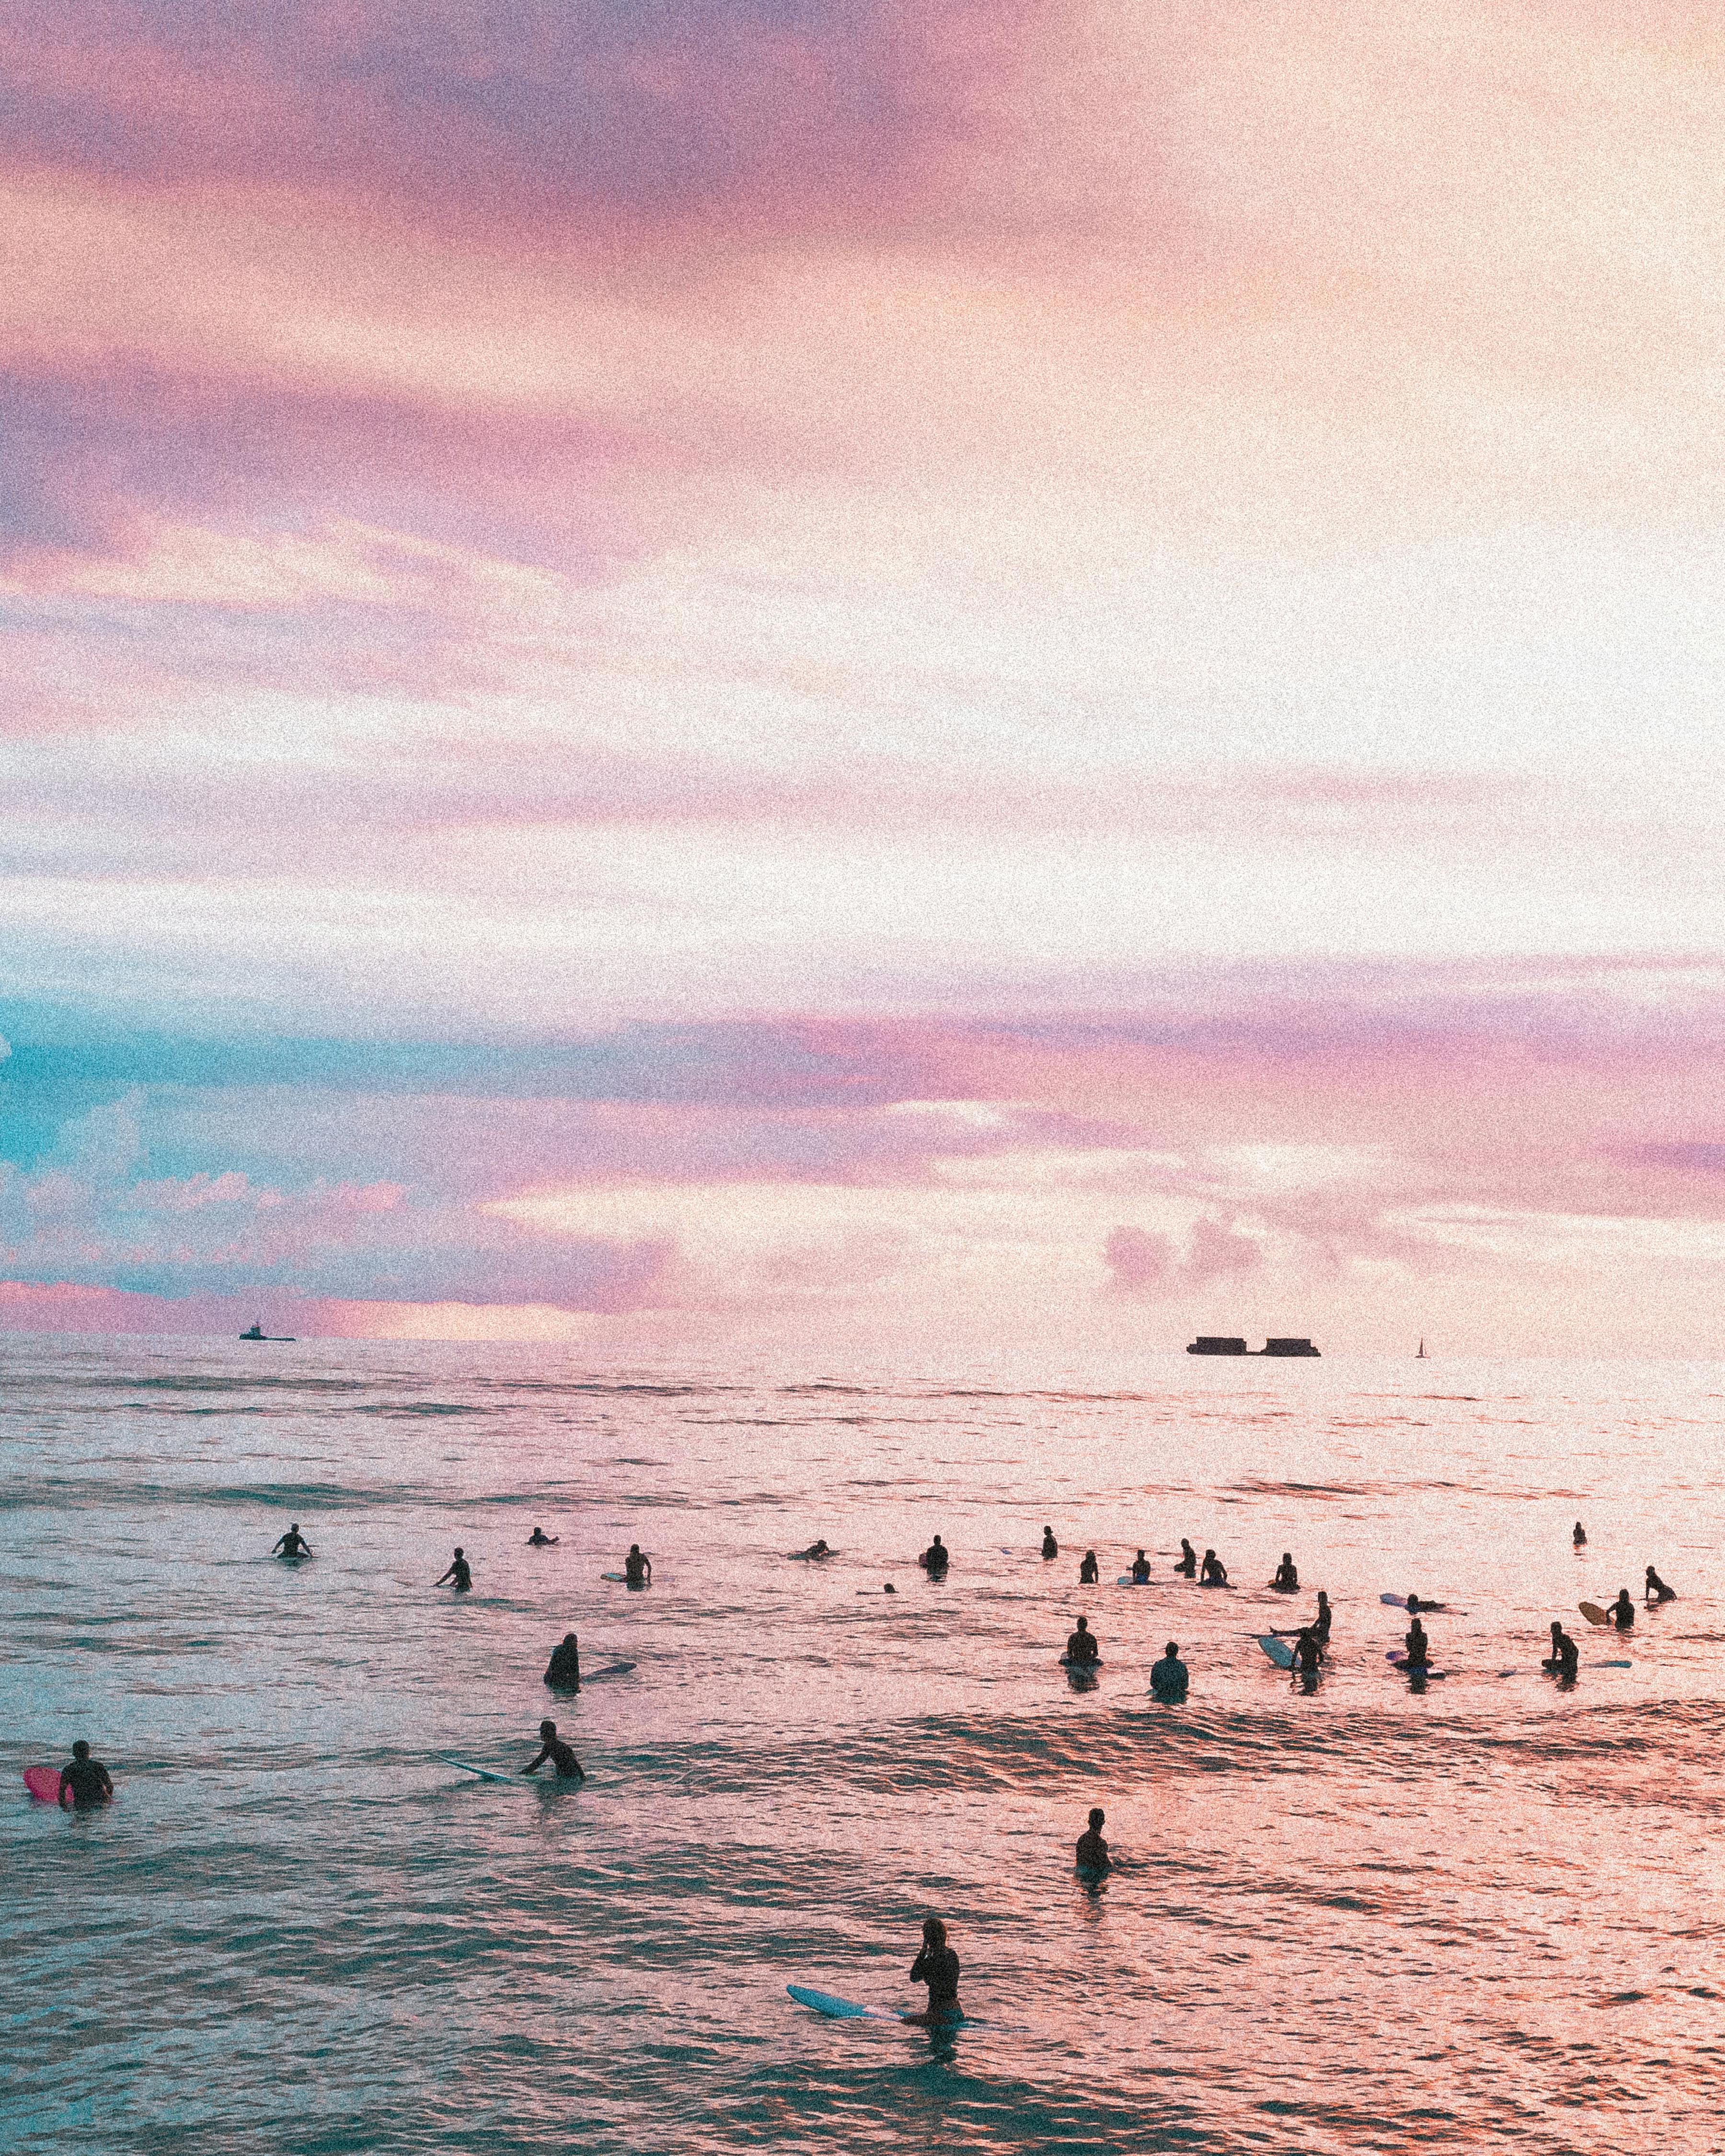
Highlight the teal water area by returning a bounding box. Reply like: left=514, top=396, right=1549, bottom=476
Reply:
left=5, top=1340, right=1725, bottom=2152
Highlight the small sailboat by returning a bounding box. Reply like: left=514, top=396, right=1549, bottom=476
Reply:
left=1415, top=1338, right=1428, bottom=1359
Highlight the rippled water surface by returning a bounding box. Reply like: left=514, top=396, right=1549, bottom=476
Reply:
left=6, top=1338, right=1725, bottom=2153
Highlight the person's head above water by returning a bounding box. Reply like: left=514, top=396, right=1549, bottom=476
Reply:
left=1074, top=1616, right=1091, bottom=1631
left=453, top=1546, right=464, bottom=1558
left=1163, top=1641, right=1179, bottom=1657
left=630, top=1543, right=641, bottom=1555
left=71, top=1739, right=91, bottom=1760
left=563, top=1632, right=577, bottom=1646
left=1088, top=1807, right=1105, bottom=1830
left=922, top=1916, right=947, bottom=1946
left=540, top=1719, right=558, bottom=1739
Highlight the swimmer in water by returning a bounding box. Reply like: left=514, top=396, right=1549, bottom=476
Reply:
left=527, top=1527, right=559, bottom=1547
left=1079, top=1549, right=1100, bottom=1585
left=794, top=1539, right=831, bottom=1560
left=1290, top=1628, right=1322, bottom=1675
left=437, top=1547, right=472, bottom=1592
left=1150, top=1641, right=1188, bottom=1702
left=1573, top=1521, right=1587, bottom=1548
left=1065, top=1616, right=1100, bottom=1667
left=1404, top=1593, right=1447, bottom=1615
left=544, top=1632, right=580, bottom=1690
left=1544, top=1620, right=1578, bottom=1679
left=920, top=1536, right=949, bottom=1573
left=273, top=1523, right=312, bottom=1558
left=1200, top=1549, right=1228, bottom=1587
left=1130, top=1548, right=1151, bottom=1583
left=908, top=1916, right=960, bottom=2024
left=1271, top=1553, right=1299, bottom=1592
left=58, top=1739, right=113, bottom=1809
left=623, top=1544, right=652, bottom=1586
left=522, top=1719, right=584, bottom=1780
left=1645, top=1566, right=1676, bottom=1604
left=1402, top=1617, right=1430, bottom=1669
left=1076, top=1807, right=1110, bottom=1873
left=1042, top=1526, right=1058, bottom=1560
left=1174, top=1538, right=1198, bottom=1577
left=1608, top=1587, right=1635, bottom=1629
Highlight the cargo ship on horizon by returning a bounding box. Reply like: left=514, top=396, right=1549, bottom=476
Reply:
left=1187, top=1336, right=1320, bottom=1357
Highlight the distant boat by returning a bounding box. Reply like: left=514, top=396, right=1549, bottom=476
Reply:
left=1187, top=1337, right=1320, bottom=1357
left=1416, top=1338, right=1428, bottom=1359
left=239, top=1323, right=296, bottom=1342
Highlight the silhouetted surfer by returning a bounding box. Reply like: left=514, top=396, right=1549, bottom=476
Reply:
left=1076, top=1807, right=1110, bottom=1873
left=1645, top=1566, right=1676, bottom=1604
left=1130, top=1549, right=1151, bottom=1583
left=624, top=1544, right=652, bottom=1586
left=58, top=1739, right=113, bottom=1809
left=1150, top=1641, right=1188, bottom=1702
left=273, top=1524, right=312, bottom=1559
left=793, top=1539, right=831, bottom=1560
left=1608, top=1588, right=1635, bottom=1629
left=544, top=1633, right=581, bottom=1690
left=527, top=1527, right=558, bottom=1547
left=1573, top=1521, right=1587, bottom=1548
left=1042, top=1526, right=1058, bottom=1560
left=908, top=1917, right=961, bottom=2023
left=919, top=1536, right=949, bottom=1575
left=1402, top=1617, right=1429, bottom=1669
left=1200, top=1548, right=1228, bottom=1587
left=522, top=1720, right=584, bottom=1780
left=1404, top=1593, right=1446, bottom=1614
left=1290, top=1628, right=1322, bottom=1675
left=1544, top=1621, right=1578, bottom=1679
left=1174, top=1539, right=1197, bottom=1577
left=1271, top=1553, right=1299, bottom=1592
left=1079, top=1549, right=1100, bottom=1585
left=1064, top=1616, right=1099, bottom=1667
left=437, top=1547, right=472, bottom=1592
left=1311, top=1590, right=1333, bottom=1643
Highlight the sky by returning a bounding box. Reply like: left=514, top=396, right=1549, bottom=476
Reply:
left=5, top=0, right=1725, bottom=1356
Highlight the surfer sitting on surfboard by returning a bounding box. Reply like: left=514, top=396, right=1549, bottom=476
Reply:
left=1150, top=1642, right=1188, bottom=1702
left=1645, top=1566, right=1676, bottom=1604
left=273, top=1524, right=312, bottom=1559
left=527, top=1527, right=559, bottom=1546
left=544, top=1633, right=580, bottom=1690
left=623, top=1544, right=652, bottom=1586
left=58, top=1740, right=113, bottom=1809
left=1076, top=1807, right=1110, bottom=1874
left=908, top=1917, right=961, bottom=2023
left=1402, top=1617, right=1430, bottom=1668
left=1079, top=1549, right=1100, bottom=1584
left=919, top=1536, right=949, bottom=1574
left=1042, top=1526, right=1058, bottom=1560
left=1130, top=1549, right=1151, bottom=1583
left=1200, top=1549, right=1228, bottom=1587
left=1174, top=1538, right=1198, bottom=1576
left=437, top=1548, right=472, bottom=1592
left=522, top=1720, right=584, bottom=1780
left=1573, top=1521, right=1587, bottom=1547
left=1544, top=1621, right=1578, bottom=1678
left=1065, top=1616, right=1100, bottom=1666
left=1271, top=1553, right=1299, bottom=1592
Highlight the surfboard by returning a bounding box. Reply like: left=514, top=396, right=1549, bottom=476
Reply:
left=586, top=1660, right=635, bottom=1681
left=788, top=1983, right=912, bottom=2023
left=1578, top=1602, right=1614, bottom=1627
left=1059, top=1654, right=1103, bottom=1669
left=443, top=1758, right=538, bottom=1789
left=1386, top=1653, right=1448, bottom=1677
left=786, top=1549, right=837, bottom=1560
left=1116, top=1575, right=1152, bottom=1587
left=1257, top=1634, right=1295, bottom=1668
left=23, top=1766, right=64, bottom=1802
left=1380, top=1593, right=1406, bottom=1606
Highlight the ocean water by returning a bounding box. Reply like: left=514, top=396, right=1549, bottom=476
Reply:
left=5, top=1338, right=1724, bottom=2154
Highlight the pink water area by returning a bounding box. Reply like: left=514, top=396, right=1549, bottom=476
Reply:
left=23, top=1766, right=63, bottom=1802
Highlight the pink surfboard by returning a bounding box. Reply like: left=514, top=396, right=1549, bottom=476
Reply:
left=23, top=1766, right=63, bottom=1802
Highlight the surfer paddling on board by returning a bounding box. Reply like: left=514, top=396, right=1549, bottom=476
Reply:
left=273, top=1523, right=312, bottom=1559
left=527, top=1527, right=559, bottom=1547
left=1200, top=1549, right=1228, bottom=1587
left=522, top=1720, right=584, bottom=1781
left=58, top=1740, right=113, bottom=1809
left=1064, top=1616, right=1100, bottom=1667
left=793, top=1539, right=831, bottom=1560
left=1645, top=1566, right=1677, bottom=1604
left=919, top=1536, right=949, bottom=1575
left=1174, top=1538, right=1198, bottom=1577
left=1130, top=1548, right=1151, bottom=1583
left=1545, top=1621, right=1578, bottom=1679
left=1403, top=1593, right=1448, bottom=1615
left=544, top=1633, right=581, bottom=1690
left=1608, top=1588, right=1635, bottom=1629
left=907, top=1917, right=961, bottom=2024
left=437, top=1548, right=472, bottom=1592
left=1079, top=1549, right=1100, bottom=1585
left=1042, top=1526, right=1058, bottom=1560
left=1150, top=1642, right=1188, bottom=1702
left=1271, top=1553, right=1299, bottom=1592
left=1076, top=1807, right=1110, bottom=1874
left=623, top=1544, right=652, bottom=1586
